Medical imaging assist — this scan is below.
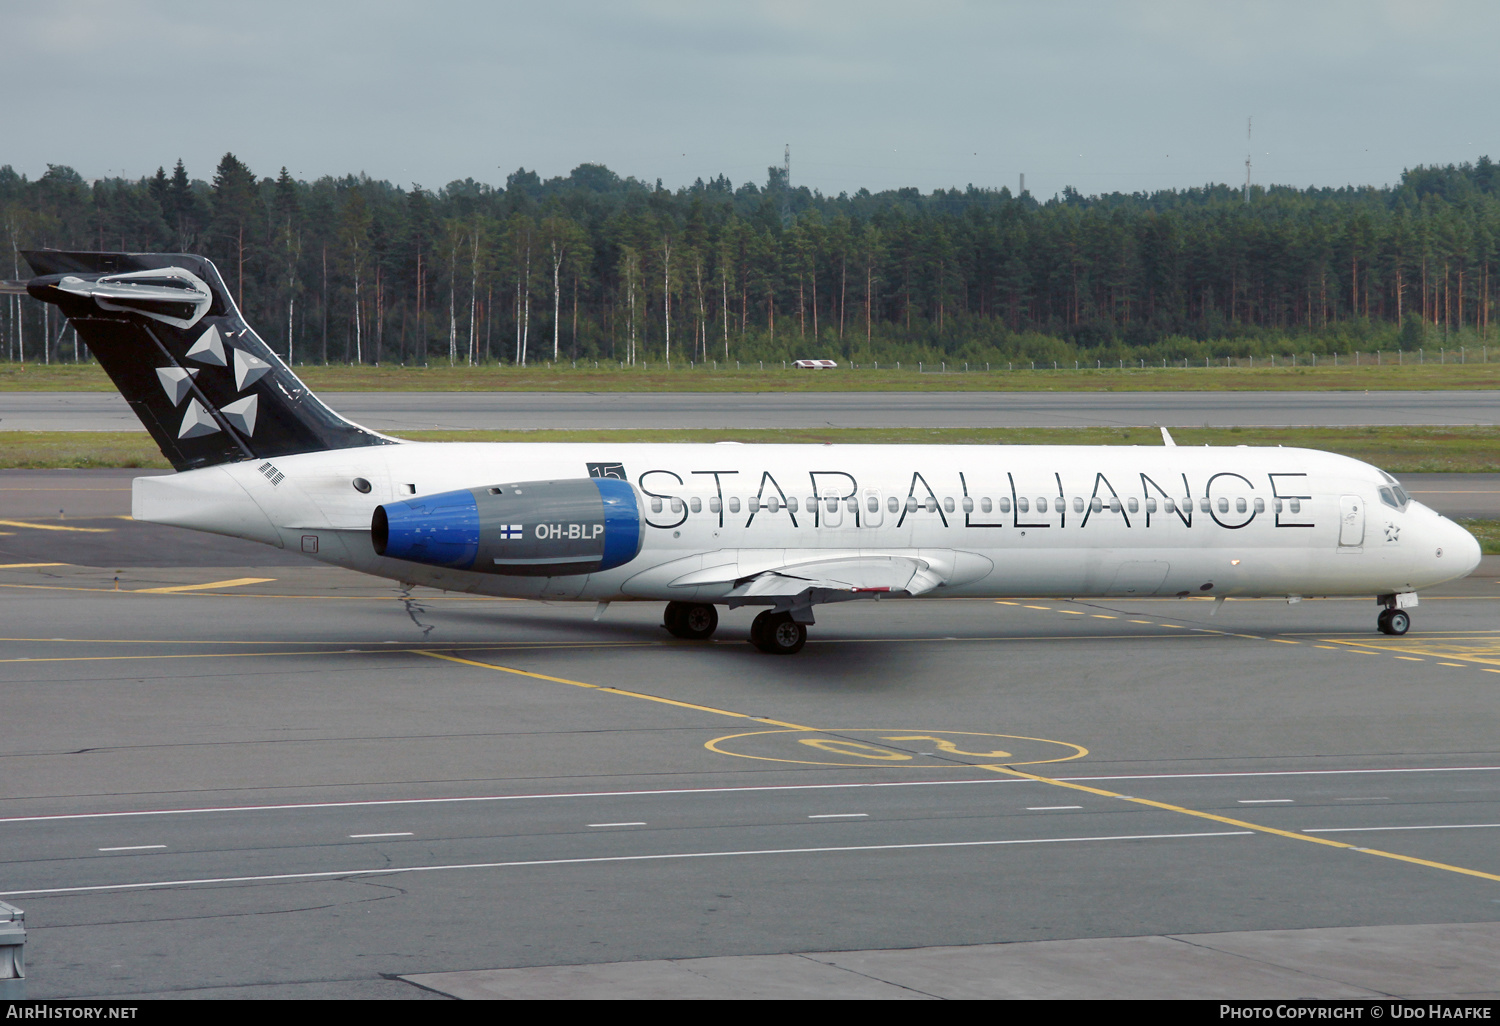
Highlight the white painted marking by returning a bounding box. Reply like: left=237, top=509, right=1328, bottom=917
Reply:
left=1306, top=823, right=1500, bottom=834
left=348, top=832, right=413, bottom=839
left=1027, top=806, right=1083, bottom=811
left=1, top=831, right=1255, bottom=898
left=1238, top=799, right=1294, bottom=804
left=808, top=814, right=868, bottom=819
left=97, top=845, right=166, bottom=852
left=3, top=767, right=1496, bottom=826
left=588, top=822, right=645, bottom=828
left=1336, top=797, right=1390, bottom=801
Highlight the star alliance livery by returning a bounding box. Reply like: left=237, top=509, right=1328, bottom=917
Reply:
left=15, top=252, right=1481, bottom=653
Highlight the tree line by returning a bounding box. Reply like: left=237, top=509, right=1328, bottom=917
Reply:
left=2, top=154, right=1496, bottom=367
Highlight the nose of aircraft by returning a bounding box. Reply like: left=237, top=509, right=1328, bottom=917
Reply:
left=1443, top=517, right=1483, bottom=578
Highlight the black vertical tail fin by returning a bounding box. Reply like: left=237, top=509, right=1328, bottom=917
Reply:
left=23, top=251, right=394, bottom=472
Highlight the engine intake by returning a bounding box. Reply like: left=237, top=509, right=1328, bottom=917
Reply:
left=372, top=477, right=643, bottom=576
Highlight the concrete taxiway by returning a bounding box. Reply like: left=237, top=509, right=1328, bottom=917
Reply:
left=0, top=471, right=1497, bottom=999
left=7, top=389, right=1500, bottom=432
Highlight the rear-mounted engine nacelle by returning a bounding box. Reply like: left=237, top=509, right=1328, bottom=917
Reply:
left=371, top=478, right=643, bottom=576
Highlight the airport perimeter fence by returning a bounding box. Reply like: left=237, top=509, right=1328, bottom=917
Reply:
left=5, top=334, right=1497, bottom=377
left=521, top=346, right=1497, bottom=374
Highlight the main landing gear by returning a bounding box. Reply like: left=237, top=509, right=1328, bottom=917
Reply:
left=663, top=601, right=719, bottom=640
left=662, top=601, right=808, bottom=654
left=750, top=610, right=807, bottom=655
left=1377, top=608, right=1411, bottom=636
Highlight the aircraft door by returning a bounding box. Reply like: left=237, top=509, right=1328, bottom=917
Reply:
left=862, top=488, right=884, bottom=528
left=1339, top=494, right=1365, bottom=548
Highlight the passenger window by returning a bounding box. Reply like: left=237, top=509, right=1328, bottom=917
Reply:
left=787, top=497, right=798, bottom=513
left=1017, top=497, right=1030, bottom=513
left=1109, top=497, right=1121, bottom=513
left=943, top=497, right=955, bottom=514
left=846, top=497, right=858, bottom=513
left=728, top=497, right=741, bottom=513
left=766, top=495, right=781, bottom=513
left=1290, top=499, right=1301, bottom=514
left=1253, top=498, right=1265, bottom=513
left=651, top=497, right=664, bottom=513
left=1127, top=497, right=1139, bottom=514
left=1164, top=499, right=1176, bottom=513
left=925, top=496, right=938, bottom=513
left=1073, top=497, right=1084, bottom=514
left=1200, top=498, right=1211, bottom=513
left=1235, top=497, right=1247, bottom=514
left=826, top=497, right=839, bottom=513
left=1217, top=498, right=1228, bottom=514
left=999, top=497, right=1012, bottom=513
left=888, top=496, right=900, bottom=513
left=1274, top=498, right=1283, bottom=513
left=1090, top=497, right=1102, bottom=513
left=905, top=496, right=918, bottom=513
left=1036, top=497, right=1048, bottom=513
left=868, top=496, right=879, bottom=513
left=690, top=497, right=702, bottom=514
left=980, top=497, right=993, bottom=513
left=671, top=497, right=685, bottom=514
left=962, top=497, right=974, bottom=513
left=709, top=497, right=722, bottom=513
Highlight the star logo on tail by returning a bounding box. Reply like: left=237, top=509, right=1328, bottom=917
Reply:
left=158, top=323, right=273, bottom=440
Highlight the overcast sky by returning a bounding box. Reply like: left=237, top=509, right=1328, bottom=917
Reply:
left=3, top=1, right=1495, bottom=200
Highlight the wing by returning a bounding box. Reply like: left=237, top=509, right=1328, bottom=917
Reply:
left=661, top=548, right=992, bottom=600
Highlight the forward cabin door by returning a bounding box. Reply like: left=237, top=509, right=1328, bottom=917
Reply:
left=1338, top=495, right=1365, bottom=550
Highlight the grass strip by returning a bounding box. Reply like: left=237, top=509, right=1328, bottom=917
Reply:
left=6, top=362, right=1500, bottom=393
left=1, top=426, right=1497, bottom=473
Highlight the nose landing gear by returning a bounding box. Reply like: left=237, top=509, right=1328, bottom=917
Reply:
left=1377, top=608, right=1410, bottom=635
left=663, top=601, right=719, bottom=640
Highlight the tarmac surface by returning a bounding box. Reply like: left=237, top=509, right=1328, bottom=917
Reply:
left=1, top=470, right=1498, bottom=1000
left=6, top=388, right=1500, bottom=431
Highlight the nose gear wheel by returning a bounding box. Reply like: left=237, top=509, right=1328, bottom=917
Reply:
left=1377, top=608, right=1410, bottom=635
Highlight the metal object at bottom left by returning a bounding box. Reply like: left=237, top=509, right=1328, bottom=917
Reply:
left=0, top=901, right=24, bottom=999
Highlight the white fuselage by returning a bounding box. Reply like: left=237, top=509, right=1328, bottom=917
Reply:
left=132, top=442, right=1480, bottom=604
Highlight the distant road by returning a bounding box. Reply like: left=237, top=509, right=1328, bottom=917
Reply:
left=3, top=390, right=1499, bottom=432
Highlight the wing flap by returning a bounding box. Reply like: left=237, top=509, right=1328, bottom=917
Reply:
left=726, top=555, right=934, bottom=597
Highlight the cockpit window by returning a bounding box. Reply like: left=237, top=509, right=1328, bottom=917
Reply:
left=1379, top=482, right=1411, bottom=511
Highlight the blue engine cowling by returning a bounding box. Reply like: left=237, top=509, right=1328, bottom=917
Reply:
left=371, top=477, right=643, bottom=576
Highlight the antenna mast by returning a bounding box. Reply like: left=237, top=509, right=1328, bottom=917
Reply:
left=1244, top=117, right=1252, bottom=204
left=781, top=144, right=792, bottom=227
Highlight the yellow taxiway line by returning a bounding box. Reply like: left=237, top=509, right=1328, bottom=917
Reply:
left=0, top=519, right=112, bottom=533
left=414, top=650, right=1500, bottom=887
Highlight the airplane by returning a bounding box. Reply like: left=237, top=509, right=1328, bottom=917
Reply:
left=9, top=250, right=1481, bottom=654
